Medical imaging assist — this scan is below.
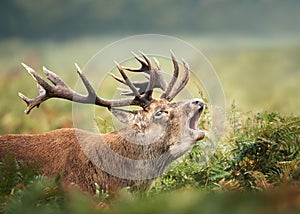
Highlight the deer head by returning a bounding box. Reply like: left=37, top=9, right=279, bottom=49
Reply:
left=18, top=51, right=205, bottom=179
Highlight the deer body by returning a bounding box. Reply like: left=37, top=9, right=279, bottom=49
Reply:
left=0, top=128, right=154, bottom=192
left=0, top=52, right=205, bottom=193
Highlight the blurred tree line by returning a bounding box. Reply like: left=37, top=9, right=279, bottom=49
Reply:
left=1, top=0, right=300, bottom=40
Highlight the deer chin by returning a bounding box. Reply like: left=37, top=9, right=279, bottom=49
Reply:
left=188, top=107, right=205, bottom=141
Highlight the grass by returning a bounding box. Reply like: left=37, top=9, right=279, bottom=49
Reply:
left=0, top=36, right=299, bottom=134
left=210, top=47, right=300, bottom=113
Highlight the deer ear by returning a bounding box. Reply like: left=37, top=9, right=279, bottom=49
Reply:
left=110, top=108, right=139, bottom=124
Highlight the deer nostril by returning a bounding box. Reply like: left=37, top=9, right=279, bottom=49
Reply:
left=192, top=99, right=204, bottom=108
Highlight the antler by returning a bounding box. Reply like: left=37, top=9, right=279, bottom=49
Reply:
left=19, top=63, right=140, bottom=114
left=19, top=51, right=190, bottom=114
left=112, top=50, right=190, bottom=102
left=164, top=59, right=190, bottom=101
left=110, top=51, right=168, bottom=96
left=160, top=50, right=179, bottom=99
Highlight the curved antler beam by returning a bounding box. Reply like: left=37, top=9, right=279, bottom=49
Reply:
left=160, top=50, right=179, bottom=99
left=166, top=59, right=190, bottom=101
left=19, top=51, right=191, bottom=114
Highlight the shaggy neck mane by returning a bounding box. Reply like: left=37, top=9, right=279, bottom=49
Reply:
left=101, top=127, right=171, bottom=160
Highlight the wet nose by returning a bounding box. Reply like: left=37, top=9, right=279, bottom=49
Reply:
left=192, top=98, right=205, bottom=108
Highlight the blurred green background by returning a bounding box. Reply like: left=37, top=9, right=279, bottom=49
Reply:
left=0, top=0, right=300, bottom=134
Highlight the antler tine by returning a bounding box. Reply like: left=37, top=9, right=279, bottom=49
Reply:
left=43, top=66, right=68, bottom=87
left=22, top=63, right=53, bottom=92
left=153, top=57, right=161, bottom=70
left=160, top=50, right=179, bottom=99
left=20, top=63, right=56, bottom=114
left=116, top=80, right=150, bottom=96
left=123, top=51, right=150, bottom=73
left=74, top=63, right=98, bottom=99
left=166, top=59, right=190, bottom=101
left=18, top=83, right=46, bottom=114
left=153, top=57, right=168, bottom=91
left=138, top=51, right=155, bottom=100
left=144, top=68, right=155, bottom=100
left=139, top=51, right=153, bottom=71
left=74, top=64, right=142, bottom=108
left=110, top=73, right=126, bottom=84
left=110, top=72, right=149, bottom=95
left=114, top=61, right=144, bottom=101
left=111, top=71, right=155, bottom=97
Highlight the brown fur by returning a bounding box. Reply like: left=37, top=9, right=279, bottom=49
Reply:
left=0, top=99, right=205, bottom=193
left=0, top=128, right=152, bottom=193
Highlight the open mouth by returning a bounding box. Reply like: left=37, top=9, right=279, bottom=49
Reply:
left=189, top=106, right=204, bottom=130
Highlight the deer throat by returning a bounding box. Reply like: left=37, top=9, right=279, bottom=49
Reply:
left=189, top=108, right=202, bottom=130
left=188, top=107, right=205, bottom=141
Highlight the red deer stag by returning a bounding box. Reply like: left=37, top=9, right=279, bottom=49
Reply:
left=0, top=51, right=205, bottom=193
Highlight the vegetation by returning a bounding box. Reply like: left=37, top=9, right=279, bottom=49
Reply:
left=1, top=106, right=299, bottom=213
left=151, top=104, right=300, bottom=192
left=1, top=37, right=299, bottom=135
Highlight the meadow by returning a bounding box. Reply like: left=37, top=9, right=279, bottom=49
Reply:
left=1, top=36, right=299, bottom=134
left=0, top=36, right=299, bottom=213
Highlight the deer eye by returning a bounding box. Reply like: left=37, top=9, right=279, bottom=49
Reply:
left=155, top=111, right=163, bottom=117
left=155, top=110, right=168, bottom=117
